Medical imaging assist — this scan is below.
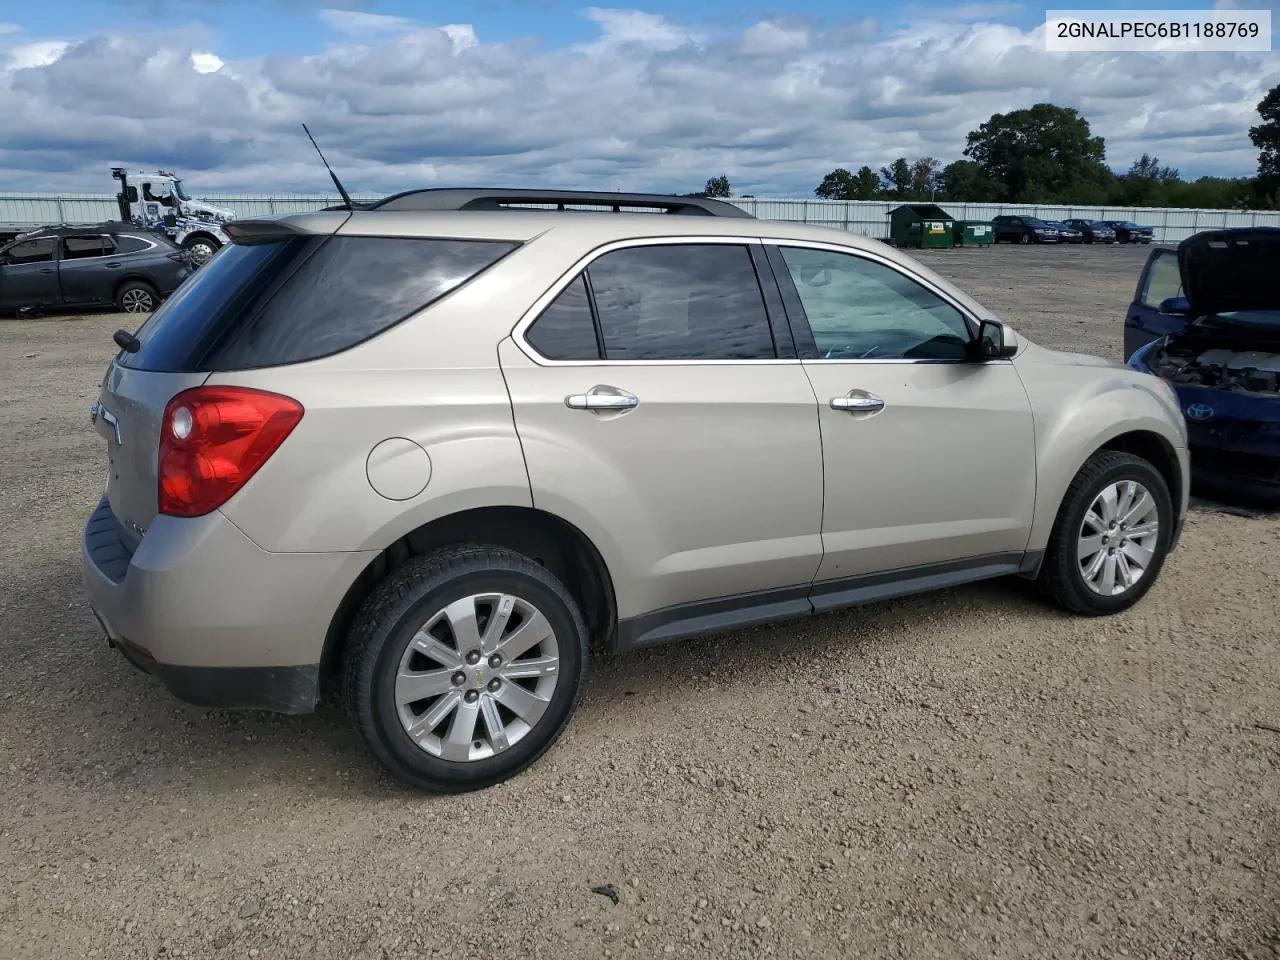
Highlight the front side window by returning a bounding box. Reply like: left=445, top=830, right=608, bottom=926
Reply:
left=2, top=237, right=56, bottom=265
left=1139, top=250, right=1182, bottom=308
left=778, top=246, right=972, bottom=361
left=585, top=243, right=775, bottom=360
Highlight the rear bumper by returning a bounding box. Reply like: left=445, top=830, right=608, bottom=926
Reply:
left=81, top=496, right=377, bottom=713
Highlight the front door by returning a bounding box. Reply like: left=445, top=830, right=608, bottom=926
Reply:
left=764, top=242, right=1037, bottom=597
left=1124, top=247, right=1185, bottom=361
left=500, top=239, right=825, bottom=626
left=0, top=236, right=59, bottom=312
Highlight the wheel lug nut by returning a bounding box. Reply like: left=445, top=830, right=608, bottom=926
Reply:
left=488, top=654, right=502, bottom=668
left=464, top=690, right=479, bottom=704
left=465, top=650, right=481, bottom=665
left=451, top=671, right=466, bottom=686
left=487, top=678, right=501, bottom=692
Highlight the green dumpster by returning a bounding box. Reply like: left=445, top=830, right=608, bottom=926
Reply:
left=953, top=219, right=994, bottom=246
left=889, top=204, right=955, bottom=249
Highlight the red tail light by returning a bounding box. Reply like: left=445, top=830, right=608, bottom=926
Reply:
left=167, top=252, right=186, bottom=263
left=158, top=386, right=304, bottom=518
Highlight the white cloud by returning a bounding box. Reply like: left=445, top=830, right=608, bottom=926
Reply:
left=0, top=8, right=1273, bottom=195
left=190, top=51, right=224, bottom=74
left=317, top=9, right=416, bottom=36
left=0, top=22, right=22, bottom=36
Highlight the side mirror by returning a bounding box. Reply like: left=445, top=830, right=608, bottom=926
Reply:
left=1159, top=296, right=1190, bottom=315
left=977, top=319, right=1018, bottom=360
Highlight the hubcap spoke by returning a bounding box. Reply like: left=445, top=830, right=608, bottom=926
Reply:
left=498, top=654, right=559, bottom=681
left=1127, top=521, right=1159, bottom=539
left=494, top=681, right=550, bottom=726
left=1120, top=490, right=1154, bottom=526
left=410, top=631, right=464, bottom=669
left=480, top=595, right=515, bottom=655
left=496, top=611, right=554, bottom=662
left=440, top=699, right=481, bottom=761
left=406, top=690, right=461, bottom=740
left=395, top=667, right=456, bottom=705
left=441, top=597, right=483, bottom=654
left=479, top=696, right=510, bottom=753
left=1078, top=534, right=1104, bottom=562
left=1099, top=552, right=1119, bottom=595
left=1121, top=539, right=1155, bottom=568
left=1114, top=551, right=1134, bottom=590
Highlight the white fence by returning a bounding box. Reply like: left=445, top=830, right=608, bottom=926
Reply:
left=3, top=192, right=1278, bottom=244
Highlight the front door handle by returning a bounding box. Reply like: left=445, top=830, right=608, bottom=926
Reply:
left=565, top=386, right=639, bottom=412
left=830, top=391, right=885, bottom=414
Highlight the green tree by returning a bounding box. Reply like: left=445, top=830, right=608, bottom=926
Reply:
left=1249, top=83, right=1280, bottom=207
left=879, top=158, right=914, bottom=199
left=1115, top=153, right=1182, bottom=206
left=909, top=157, right=942, bottom=197
left=703, top=175, right=731, bottom=198
left=963, top=103, right=1110, bottom=203
left=814, top=166, right=881, bottom=200
left=937, top=160, right=998, bottom=201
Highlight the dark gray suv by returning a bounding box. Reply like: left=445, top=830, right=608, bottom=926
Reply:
left=0, top=221, right=191, bottom=316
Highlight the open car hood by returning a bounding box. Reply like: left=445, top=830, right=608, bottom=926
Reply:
left=1178, top=227, right=1280, bottom=318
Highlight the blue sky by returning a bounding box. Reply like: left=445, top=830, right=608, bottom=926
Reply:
left=1, top=0, right=1277, bottom=195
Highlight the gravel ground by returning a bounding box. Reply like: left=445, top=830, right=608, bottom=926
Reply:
left=1, top=243, right=1277, bottom=960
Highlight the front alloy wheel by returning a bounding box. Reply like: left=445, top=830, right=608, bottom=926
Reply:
left=1076, top=480, right=1160, bottom=596
left=1038, top=450, right=1173, bottom=615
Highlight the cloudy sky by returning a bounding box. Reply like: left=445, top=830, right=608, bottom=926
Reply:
left=0, top=0, right=1276, bottom=197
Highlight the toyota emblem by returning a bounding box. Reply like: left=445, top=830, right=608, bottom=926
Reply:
left=1185, top=403, right=1214, bottom=421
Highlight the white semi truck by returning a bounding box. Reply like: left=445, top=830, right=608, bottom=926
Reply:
left=0, top=169, right=235, bottom=266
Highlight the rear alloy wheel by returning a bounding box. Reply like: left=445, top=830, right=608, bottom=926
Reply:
left=1020, top=232, right=1032, bottom=244
left=115, top=281, right=157, bottom=314
left=343, top=545, right=587, bottom=792
left=1038, top=451, right=1173, bottom=615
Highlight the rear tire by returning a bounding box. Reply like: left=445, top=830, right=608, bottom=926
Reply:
left=1038, top=451, right=1173, bottom=616
left=342, top=544, right=588, bottom=793
left=1019, top=232, right=1031, bottom=244
left=183, top=235, right=219, bottom=267
left=115, top=280, right=157, bottom=314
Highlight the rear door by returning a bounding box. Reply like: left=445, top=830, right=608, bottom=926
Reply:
left=500, top=238, right=825, bottom=625
left=57, top=234, right=117, bottom=306
left=1124, top=247, right=1184, bottom=361
left=0, top=236, right=59, bottom=311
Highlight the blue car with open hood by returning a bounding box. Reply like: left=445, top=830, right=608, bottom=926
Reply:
left=1126, top=227, right=1280, bottom=502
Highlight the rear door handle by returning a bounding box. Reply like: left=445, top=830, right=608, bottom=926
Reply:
left=830, top=392, right=885, bottom=414
left=40, top=268, right=54, bottom=275
left=565, top=387, right=639, bottom=412
left=105, top=262, right=121, bottom=269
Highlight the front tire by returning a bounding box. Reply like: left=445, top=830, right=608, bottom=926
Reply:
left=342, top=545, right=588, bottom=793
left=1020, top=232, right=1031, bottom=245
left=1038, top=451, right=1173, bottom=616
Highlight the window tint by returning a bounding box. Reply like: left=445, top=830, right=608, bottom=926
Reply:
left=113, top=235, right=154, bottom=254
left=63, top=236, right=113, bottom=259
left=586, top=244, right=775, bottom=360
left=1139, top=251, right=1182, bottom=308
left=3, top=238, right=55, bottom=264
left=120, top=236, right=517, bottom=372
left=779, top=246, right=971, bottom=361
left=525, top=274, right=600, bottom=360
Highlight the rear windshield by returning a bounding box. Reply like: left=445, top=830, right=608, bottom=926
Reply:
left=117, top=234, right=518, bottom=372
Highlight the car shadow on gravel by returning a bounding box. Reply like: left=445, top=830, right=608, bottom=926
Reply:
left=1, top=555, right=1071, bottom=802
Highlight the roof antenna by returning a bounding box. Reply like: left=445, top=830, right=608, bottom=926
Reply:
left=302, top=122, right=354, bottom=210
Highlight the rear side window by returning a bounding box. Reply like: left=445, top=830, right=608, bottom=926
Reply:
left=1139, top=250, right=1182, bottom=308
left=119, top=235, right=517, bottom=372
left=113, top=235, right=154, bottom=254
left=586, top=244, right=775, bottom=360
left=525, top=275, right=600, bottom=360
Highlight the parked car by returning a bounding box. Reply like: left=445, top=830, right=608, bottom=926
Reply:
left=1126, top=227, right=1280, bottom=503
left=991, top=215, right=1060, bottom=244
left=82, top=188, right=1190, bottom=793
left=0, top=222, right=190, bottom=316
left=1063, top=219, right=1117, bottom=243
left=1105, top=220, right=1155, bottom=244
left=1045, top=220, right=1083, bottom=243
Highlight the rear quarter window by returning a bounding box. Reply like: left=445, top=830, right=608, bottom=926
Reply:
left=119, top=235, right=518, bottom=372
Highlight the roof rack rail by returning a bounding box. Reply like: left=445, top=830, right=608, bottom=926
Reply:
left=358, top=188, right=754, bottom=218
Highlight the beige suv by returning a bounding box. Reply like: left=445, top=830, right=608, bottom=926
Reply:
left=82, top=189, right=1190, bottom=792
